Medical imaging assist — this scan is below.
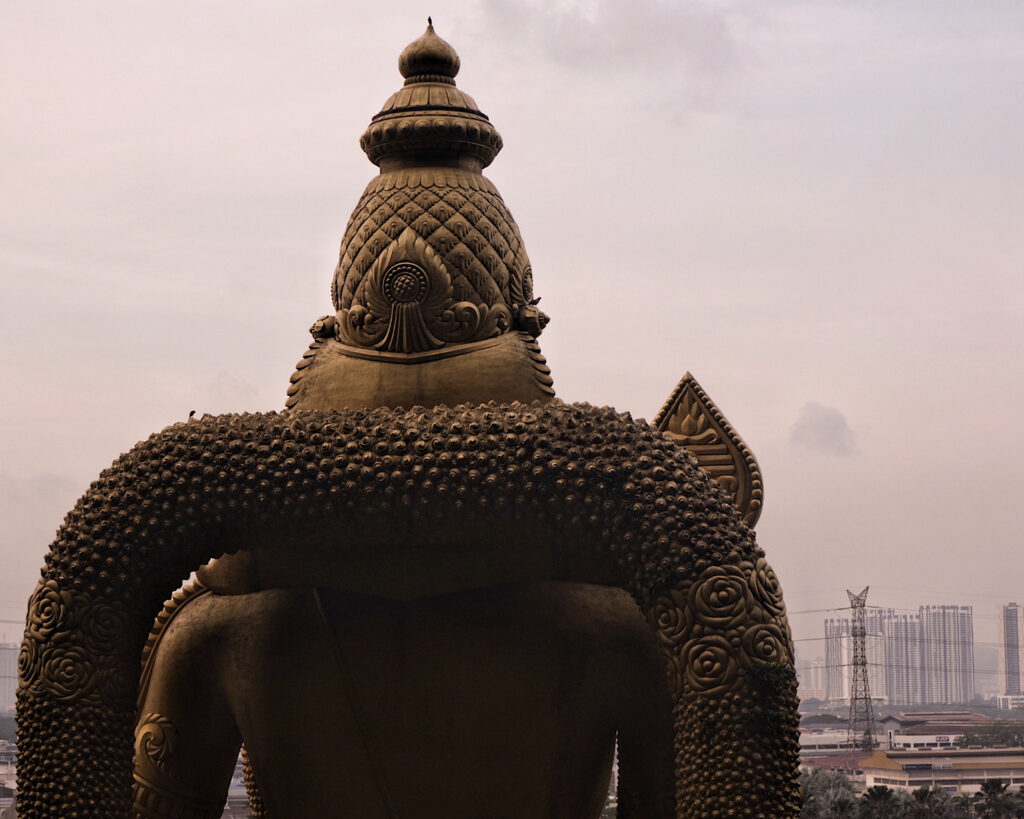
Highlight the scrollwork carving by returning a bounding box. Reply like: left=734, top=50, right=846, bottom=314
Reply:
left=136, top=713, right=177, bottom=771
left=132, top=713, right=228, bottom=818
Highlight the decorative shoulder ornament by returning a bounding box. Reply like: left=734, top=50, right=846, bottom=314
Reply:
left=654, top=372, right=764, bottom=528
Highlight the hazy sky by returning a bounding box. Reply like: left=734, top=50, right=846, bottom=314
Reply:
left=2, top=1, right=1022, bottom=667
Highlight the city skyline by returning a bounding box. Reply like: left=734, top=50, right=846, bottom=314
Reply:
left=801, top=599, right=1024, bottom=706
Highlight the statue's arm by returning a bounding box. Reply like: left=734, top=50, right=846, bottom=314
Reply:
left=133, top=598, right=242, bottom=818
left=616, top=653, right=676, bottom=819
left=643, top=559, right=802, bottom=817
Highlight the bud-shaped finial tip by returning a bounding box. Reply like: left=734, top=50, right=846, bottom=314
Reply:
left=399, top=19, right=460, bottom=81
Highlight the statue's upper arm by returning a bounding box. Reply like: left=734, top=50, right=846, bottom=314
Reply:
left=133, top=593, right=242, bottom=817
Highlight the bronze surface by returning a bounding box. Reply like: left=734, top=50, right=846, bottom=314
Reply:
left=16, top=21, right=800, bottom=819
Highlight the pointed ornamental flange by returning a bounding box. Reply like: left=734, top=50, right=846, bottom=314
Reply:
left=653, top=373, right=764, bottom=528
left=360, top=21, right=503, bottom=169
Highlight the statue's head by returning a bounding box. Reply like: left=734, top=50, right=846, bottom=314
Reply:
left=287, top=22, right=552, bottom=413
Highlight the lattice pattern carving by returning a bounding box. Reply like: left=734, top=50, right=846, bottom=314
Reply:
left=332, top=168, right=532, bottom=326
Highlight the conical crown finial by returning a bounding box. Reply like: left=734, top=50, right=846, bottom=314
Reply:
left=360, top=22, right=502, bottom=169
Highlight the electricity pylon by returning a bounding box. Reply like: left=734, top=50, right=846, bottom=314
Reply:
left=846, top=586, right=876, bottom=762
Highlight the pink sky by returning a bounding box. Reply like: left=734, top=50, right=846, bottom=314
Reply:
left=2, top=1, right=1022, bottom=655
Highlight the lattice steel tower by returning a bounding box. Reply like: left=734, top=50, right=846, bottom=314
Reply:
left=846, top=587, right=875, bottom=755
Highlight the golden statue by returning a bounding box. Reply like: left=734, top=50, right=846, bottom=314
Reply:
left=17, top=23, right=800, bottom=818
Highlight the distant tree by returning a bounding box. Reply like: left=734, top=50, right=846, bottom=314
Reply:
left=972, top=778, right=1024, bottom=818
left=858, top=785, right=904, bottom=818
left=951, top=792, right=975, bottom=817
left=829, top=795, right=858, bottom=818
left=908, top=786, right=958, bottom=819
left=802, top=769, right=857, bottom=818
left=956, top=721, right=1024, bottom=748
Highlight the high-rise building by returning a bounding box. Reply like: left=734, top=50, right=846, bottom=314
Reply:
left=795, top=651, right=828, bottom=701
left=0, top=643, right=17, bottom=714
left=920, top=605, right=975, bottom=705
left=883, top=613, right=924, bottom=705
left=824, top=604, right=978, bottom=707
left=1001, top=603, right=1022, bottom=696
left=823, top=614, right=886, bottom=703
left=825, top=617, right=849, bottom=702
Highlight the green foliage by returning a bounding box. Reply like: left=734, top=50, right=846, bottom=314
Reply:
left=0, top=716, right=13, bottom=743
left=956, top=721, right=1024, bottom=748
left=858, top=785, right=904, bottom=818
left=801, top=769, right=856, bottom=818
left=908, top=785, right=961, bottom=819
left=972, top=778, right=1024, bottom=818
left=800, top=774, right=989, bottom=818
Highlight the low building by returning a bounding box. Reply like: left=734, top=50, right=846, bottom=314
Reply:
left=801, top=729, right=855, bottom=754
left=860, top=747, right=1024, bottom=795
left=877, top=710, right=992, bottom=737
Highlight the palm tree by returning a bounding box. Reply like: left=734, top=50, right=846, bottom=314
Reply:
left=909, top=786, right=957, bottom=819
left=951, top=792, right=974, bottom=818
left=828, top=795, right=858, bottom=818
left=859, top=785, right=901, bottom=818
left=973, top=778, right=1023, bottom=818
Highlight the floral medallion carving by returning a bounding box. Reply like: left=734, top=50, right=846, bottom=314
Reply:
left=20, top=579, right=133, bottom=705
left=649, top=561, right=792, bottom=696
left=337, top=227, right=512, bottom=352
left=690, top=565, right=751, bottom=630
left=25, top=579, right=73, bottom=644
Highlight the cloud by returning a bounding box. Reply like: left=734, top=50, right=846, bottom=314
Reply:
left=478, top=0, right=738, bottom=80
left=789, top=402, right=857, bottom=456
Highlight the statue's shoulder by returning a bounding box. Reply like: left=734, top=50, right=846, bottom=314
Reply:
left=138, top=580, right=214, bottom=706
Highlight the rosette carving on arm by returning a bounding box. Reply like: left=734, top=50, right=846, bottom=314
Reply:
left=650, top=561, right=793, bottom=696
left=25, top=580, right=73, bottom=644
left=690, top=565, right=751, bottom=631
left=645, top=558, right=800, bottom=815
left=682, top=634, right=741, bottom=694
left=20, top=582, right=133, bottom=706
